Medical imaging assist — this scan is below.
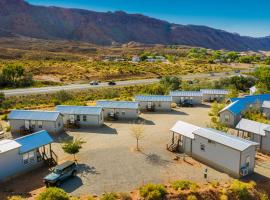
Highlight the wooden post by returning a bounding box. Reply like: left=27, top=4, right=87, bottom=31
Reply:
left=172, top=132, right=175, bottom=144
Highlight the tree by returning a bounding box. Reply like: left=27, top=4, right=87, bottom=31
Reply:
left=62, top=138, right=85, bottom=161
left=130, top=122, right=145, bottom=151
left=0, top=92, right=5, bottom=107
left=37, top=187, right=70, bottom=200
left=160, top=76, right=181, bottom=91
left=54, top=90, right=74, bottom=104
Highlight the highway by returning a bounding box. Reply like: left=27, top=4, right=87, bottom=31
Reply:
left=0, top=69, right=252, bottom=97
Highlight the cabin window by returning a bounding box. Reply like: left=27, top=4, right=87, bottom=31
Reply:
left=58, top=122, right=61, bottom=127
left=77, top=115, right=80, bottom=121
left=29, top=151, right=35, bottom=163
left=38, top=121, right=43, bottom=129
left=23, top=153, right=29, bottom=165
left=200, top=144, right=205, bottom=151
left=31, top=120, right=36, bottom=128
left=122, top=111, right=126, bottom=116
left=83, top=115, right=87, bottom=122
left=158, top=102, right=161, bottom=107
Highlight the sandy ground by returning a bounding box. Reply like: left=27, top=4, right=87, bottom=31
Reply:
left=1, top=105, right=270, bottom=199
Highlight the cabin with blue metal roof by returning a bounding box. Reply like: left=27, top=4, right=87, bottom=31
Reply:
left=56, top=105, right=104, bottom=127
left=8, top=110, right=64, bottom=135
left=200, top=89, right=228, bottom=102
left=169, top=91, right=203, bottom=105
left=0, top=130, right=56, bottom=182
left=135, top=95, right=172, bottom=112
left=219, top=94, right=270, bottom=127
left=96, top=100, right=139, bottom=120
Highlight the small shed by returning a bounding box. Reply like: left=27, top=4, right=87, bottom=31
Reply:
left=0, top=130, right=55, bottom=182
left=192, top=128, right=257, bottom=178
left=56, top=105, right=103, bottom=127
left=200, top=89, right=228, bottom=102
left=169, top=121, right=199, bottom=154
left=169, top=91, right=202, bottom=105
left=96, top=100, right=139, bottom=120
left=8, top=110, right=63, bottom=135
left=262, top=101, right=270, bottom=119
left=236, top=118, right=270, bottom=153
left=135, top=95, right=172, bottom=112
left=219, top=100, right=245, bottom=127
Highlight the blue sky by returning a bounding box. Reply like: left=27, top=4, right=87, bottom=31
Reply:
left=26, top=0, right=270, bottom=37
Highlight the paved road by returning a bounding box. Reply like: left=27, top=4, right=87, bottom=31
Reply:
left=0, top=69, right=253, bottom=97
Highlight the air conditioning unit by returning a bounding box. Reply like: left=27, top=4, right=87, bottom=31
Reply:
left=241, top=167, right=249, bottom=176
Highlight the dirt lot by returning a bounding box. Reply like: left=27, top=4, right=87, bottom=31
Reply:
left=1, top=105, right=270, bottom=199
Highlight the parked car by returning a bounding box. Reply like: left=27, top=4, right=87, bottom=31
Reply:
left=108, top=81, right=116, bottom=86
left=235, top=69, right=241, bottom=73
left=90, top=81, right=99, bottom=85
left=43, top=161, right=77, bottom=187
left=180, top=99, right=193, bottom=107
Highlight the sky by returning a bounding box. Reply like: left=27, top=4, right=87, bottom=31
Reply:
left=26, top=0, right=270, bottom=37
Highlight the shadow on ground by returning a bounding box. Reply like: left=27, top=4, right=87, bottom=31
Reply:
left=140, top=152, right=172, bottom=167
left=64, top=125, right=118, bottom=135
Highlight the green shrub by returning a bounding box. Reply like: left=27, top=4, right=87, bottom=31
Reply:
left=100, top=193, right=118, bottom=200
left=118, top=192, right=132, bottom=200
left=140, top=183, right=167, bottom=200
left=258, top=192, right=269, bottom=200
left=37, top=187, right=70, bottom=200
left=6, top=125, right=11, bottom=132
left=8, top=196, right=26, bottom=200
left=220, top=194, right=228, bottom=200
left=172, top=180, right=198, bottom=191
left=230, top=180, right=254, bottom=200
left=187, top=195, right=197, bottom=200
left=1, top=114, right=7, bottom=120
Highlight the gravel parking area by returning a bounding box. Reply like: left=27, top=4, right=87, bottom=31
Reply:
left=51, top=105, right=233, bottom=196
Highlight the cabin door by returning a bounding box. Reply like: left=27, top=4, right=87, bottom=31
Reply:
left=25, top=120, right=30, bottom=130
left=69, top=115, right=75, bottom=123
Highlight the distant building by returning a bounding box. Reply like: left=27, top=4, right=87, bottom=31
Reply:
left=200, top=89, right=228, bottom=102
left=8, top=110, right=64, bottom=135
left=56, top=105, right=104, bottom=127
left=135, top=95, right=172, bottom=112
left=236, top=118, right=270, bottom=153
left=0, top=130, right=55, bottom=182
left=96, top=101, right=139, bottom=120
left=169, top=91, right=203, bottom=105
left=249, top=86, right=257, bottom=95
left=170, top=120, right=258, bottom=178
left=146, top=56, right=167, bottom=63
left=132, top=56, right=141, bottom=62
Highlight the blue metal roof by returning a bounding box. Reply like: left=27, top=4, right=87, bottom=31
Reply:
left=200, top=89, right=228, bottom=95
left=193, top=128, right=258, bottom=151
left=221, top=94, right=270, bottom=115
left=135, top=95, right=172, bottom=102
left=8, top=110, right=60, bottom=121
left=96, top=101, right=139, bottom=109
left=56, top=105, right=102, bottom=115
left=169, top=91, right=203, bottom=97
left=15, top=130, right=53, bottom=154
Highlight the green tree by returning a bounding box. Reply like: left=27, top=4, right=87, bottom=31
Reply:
left=0, top=92, right=5, bottom=107
left=37, top=187, right=70, bottom=200
left=254, top=66, right=270, bottom=90
left=160, top=76, right=181, bottom=91
left=54, top=90, right=74, bottom=104
left=62, top=138, right=85, bottom=161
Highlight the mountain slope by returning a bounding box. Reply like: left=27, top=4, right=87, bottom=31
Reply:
left=0, top=0, right=270, bottom=51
